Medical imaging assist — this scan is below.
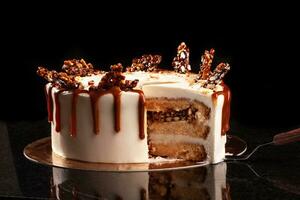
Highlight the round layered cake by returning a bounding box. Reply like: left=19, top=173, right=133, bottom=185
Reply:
left=37, top=43, right=231, bottom=164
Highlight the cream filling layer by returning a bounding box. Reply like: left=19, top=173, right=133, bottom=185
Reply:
left=149, top=134, right=208, bottom=145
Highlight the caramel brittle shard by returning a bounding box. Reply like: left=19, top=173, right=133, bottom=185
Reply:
left=56, top=72, right=82, bottom=89
left=199, top=48, right=215, bottom=79
left=98, top=63, right=139, bottom=91
left=172, top=42, right=191, bottom=74
left=197, top=49, right=231, bottom=89
left=99, top=63, right=125, bottom=89
left=203, top=63, right=230, bottom=89
left=62, top=59, right=96, bottom=76
left=37, top=67, right=55, bottom=82
left=37, top=66, right=82, bottom=89
left=127, top=54, right=162, bottom=72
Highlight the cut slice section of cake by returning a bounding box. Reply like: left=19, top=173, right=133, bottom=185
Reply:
left=142, top=83, right=227, bottom=163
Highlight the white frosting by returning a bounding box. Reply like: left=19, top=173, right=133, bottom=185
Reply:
left=125, top=71, right=195, bottom=89
left=50, top=84, right=148, bottom=163
left=49, top=71, right=227, bottom=164
left=78, top=74, right=102, bottom=89
left=150, top=134, right=208, bottom=145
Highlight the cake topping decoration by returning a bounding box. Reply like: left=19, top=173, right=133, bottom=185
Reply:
left=172, top=42, right=191, bottom=74
left=204, top=63, right=230, bottom=89
left=97, top=63, right=139, bottom=91
left=37, top=67, right=82, bottom=89
left=62, top=59, right=98, bottom=76
left=199, top=48, right=215, bottom=80
left=197, top=49, right=231, bottom=89
left=127, top=54, right=162, bottom=72
left=37, top=59, right=99, bottom=89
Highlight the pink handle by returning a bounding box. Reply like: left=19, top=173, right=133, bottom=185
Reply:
left=273, top=128, right=300, bottom=145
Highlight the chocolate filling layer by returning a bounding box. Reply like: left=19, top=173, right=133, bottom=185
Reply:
left=147, top=107, right=198, bottom=123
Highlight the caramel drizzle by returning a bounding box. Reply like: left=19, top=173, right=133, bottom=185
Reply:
left=54, top=90, right=66, bottom=132
left=89, top=90, right=100, bottom=134
left=47, top=85, right=146, bottom=139
left=212, top=83, right=231, bottom=135
left=90, top=88, right=145, bottom=139
left=45, top=85, right=53, bottom=122
left=132, top=90, right=145, bottom=139
left=89, top=87, right=122, bottom=135
left=45, top=85, right=66, bottom=132
left=112, top=87, right=122, bottom=132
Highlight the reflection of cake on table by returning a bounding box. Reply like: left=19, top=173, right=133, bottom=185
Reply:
left=37, top=42, right=231, bottom=164
left=51, top=163, right=230, bottom=200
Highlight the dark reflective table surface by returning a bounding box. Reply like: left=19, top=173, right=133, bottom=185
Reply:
left=1, top=119, right=300, bottom=199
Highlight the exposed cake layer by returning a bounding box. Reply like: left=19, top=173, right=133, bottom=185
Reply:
left=142, top=83, right=227, bottom=163
left=147, top=98, right=210, bottom=139
left=149, top=142, right=207, bottom=162
left=146, top=97, right=210, bottom=113
left=148, top=121, right=210, bottom=138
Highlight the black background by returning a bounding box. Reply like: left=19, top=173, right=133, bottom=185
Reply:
left=1, top=3, right=299, bottom=130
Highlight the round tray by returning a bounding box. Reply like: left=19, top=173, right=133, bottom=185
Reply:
left=24, top=137, right=209, bottom=172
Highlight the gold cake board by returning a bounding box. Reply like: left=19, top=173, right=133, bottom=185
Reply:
left=24, top=137, right=210, bottom=172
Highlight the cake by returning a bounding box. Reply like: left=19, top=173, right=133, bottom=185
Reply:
left=51, top=162, right=230, bottom=200
left=37, top=42, right=231, bottom=164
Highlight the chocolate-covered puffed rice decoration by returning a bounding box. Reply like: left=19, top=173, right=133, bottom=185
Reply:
left=172, top=42, right=191, bottom=74
left=127, top=54, right=162, bottom=72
